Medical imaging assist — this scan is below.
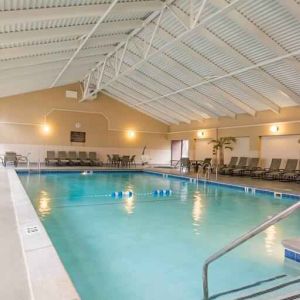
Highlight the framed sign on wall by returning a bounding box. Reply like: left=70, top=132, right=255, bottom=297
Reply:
left=70, top=131, right=86, bottom=143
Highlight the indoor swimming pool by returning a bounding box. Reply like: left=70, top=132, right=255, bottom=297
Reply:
left=18, top=171, right=300, bottom=300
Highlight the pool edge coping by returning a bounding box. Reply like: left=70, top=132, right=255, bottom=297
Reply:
left=16, top=167, right=300, bottom=200
left=143, top=170, right=300, bottom=201
left=7, top=169, right=80, bottom=300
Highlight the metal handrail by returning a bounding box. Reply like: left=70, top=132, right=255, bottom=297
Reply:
left=202, top=200, right=300, bottom=300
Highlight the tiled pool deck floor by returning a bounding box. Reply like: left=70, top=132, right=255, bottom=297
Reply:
left=1, top=165, right=300, bottom=299
left=0, top=169, right=31, bottom=300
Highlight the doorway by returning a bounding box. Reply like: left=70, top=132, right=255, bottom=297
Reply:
left=171, top=140, right=189, bottom=166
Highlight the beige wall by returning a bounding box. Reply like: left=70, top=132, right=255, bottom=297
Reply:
left=1, top=83, right=300, bottom=165
left=168, top=107, right=300, bottom=165
left=0, top=83, right=171, bottom=163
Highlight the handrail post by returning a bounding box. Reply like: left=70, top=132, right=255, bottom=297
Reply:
left=202, top=264, right=209, bottom=300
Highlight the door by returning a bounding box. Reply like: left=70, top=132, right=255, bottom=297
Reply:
left=171, top=140, right=189, bottom=166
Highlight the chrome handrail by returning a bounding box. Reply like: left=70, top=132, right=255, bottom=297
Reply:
left=202, top=200, right=300, bottom=300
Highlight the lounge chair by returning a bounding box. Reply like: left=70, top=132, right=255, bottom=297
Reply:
left=45, top=151, right=58, bottom=166
left=68, top=151, right=81, bottom=165
left=251, top=158, right=282, bottom=179
left=79, top=152, right=91, bottom=166
left=89, top=152, right=101, bottom=166
left=222, top=157, right=248, bottom=175
left=58, top=151, right=69, bottom=166
left=232, top=157, right=259, bottom=176
left=280, top=160, right=299, bottom=181
left=129, top=155, right=136, bottom=168
left=227, top=157, right=248, bottom=175
left=3, top=152, right=18, bottom=167
left=180, top=157, right=190, bottom=172
left=264, top=159, right=298, bottom=180
left=219, top=157, right=238, bottom=175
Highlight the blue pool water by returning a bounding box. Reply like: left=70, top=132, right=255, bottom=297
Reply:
left=19, top=171, right=300, bottom=300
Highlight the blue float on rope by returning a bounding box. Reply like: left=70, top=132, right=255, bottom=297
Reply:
left=152, top=189, right=172, bottom=196
left=111, top=191, right=133, bottom=198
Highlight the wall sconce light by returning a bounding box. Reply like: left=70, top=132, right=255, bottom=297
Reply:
left=127, top=130, right=136, bottom=139
left=197, top=130, right=205, bottom=138
left=75, top=122, right=81, bottom=129
left=41, top=123, right=51, bottom=134
left=270, top=125, right=279, bottom=133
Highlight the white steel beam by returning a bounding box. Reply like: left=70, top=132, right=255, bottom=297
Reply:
left=50, top=0, right=120, bottom=88
left=137, top=50, right=300, bottom=106
left=106, top=83, right=183, bottom=123
left=0, top=53, right=105, bottom=71
left=191, top=0, right=209, bottom=29
left=125, top=33, right=256, bottom=116
left=199, top=28, right=300, bottom=106
left=0, top=41, right=116, bottom=60
left=116, top=75, right=205, bottom=120
left=157, top=4, right=282, bottom=113
left=0, top=57, right=98, bottom=80
left=211, top=0, right=300, bottom=74
left=103, top=89, right=175, bottom=124
left=278, top=0, right=300, bottom=21
left=123, top=71, right=219, bottom=118
left=0, top=21, right=143, bottom=46
left=108, top=78, right=192, bottom=123
left=0, top=1, right=162, bottom=26
left=83, top=0, right=248, bottom=98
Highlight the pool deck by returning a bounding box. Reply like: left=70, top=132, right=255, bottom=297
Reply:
left=0, top=168, right=31, bottom=300
left=1, top=167, right=80, bottom=300
left=1, top=164, right=300, bottom=299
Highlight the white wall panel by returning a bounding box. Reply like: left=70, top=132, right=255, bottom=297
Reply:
left=260, top=135, right=300, bottom=168
left=195, top=139, right=213, bottom=160
left=224, top=137, right=254, bottom=164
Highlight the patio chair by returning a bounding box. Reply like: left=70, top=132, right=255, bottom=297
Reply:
left=121, top=155, right=130, bottom=167
left=264, top=159, right=298, bottom=181
left=3, top=152, right=18, bottom=167
left=251, top=158, right=282, bottom=179
left=129, top=155, right=136, bottom=168
left=180, top=157, right=190, bottom=173
left=45, top=151, right=58, bottom=166
left=232, top=157, right=259, bottom=176
left=280, top=160, right=299, bottom=182
left=112, top=154, right=120, bottom=167
left=219, top=157, right=238, bottom=175
left=107, top=154, right=112, bottom=167
left=89, top=152, right=101, bottom=166
left=79, top=152, right=91, bottom=166
left=58, top=151, right=69, bottom=166
left=68, top=151, right=81, bottom=165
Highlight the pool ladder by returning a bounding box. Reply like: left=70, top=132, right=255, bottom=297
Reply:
left=196, top=163, right=214, bottom=181
left=202, top=201, right=300, bottom=300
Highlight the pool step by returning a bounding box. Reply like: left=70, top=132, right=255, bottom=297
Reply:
left=214, top=275, right=300, bottom=300
left=274, top=292, right=300, bottom=300
left=233, top=275, right=300, bottom=300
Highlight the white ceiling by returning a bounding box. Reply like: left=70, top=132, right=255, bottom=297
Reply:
left=0, top=0, right=299, bottom=124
